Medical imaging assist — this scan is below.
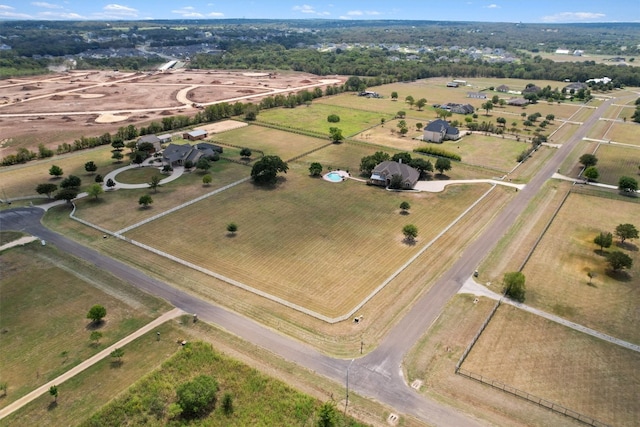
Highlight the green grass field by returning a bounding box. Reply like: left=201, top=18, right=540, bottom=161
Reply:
left=462, top=304, right=640, bottom=427
left=125, top=162, right=491, bottom=317
left=521, top=192, right=640, bottom=343
left=0, top=243, right=170, bottom=408
left=593, top=144, right=640, bottom=185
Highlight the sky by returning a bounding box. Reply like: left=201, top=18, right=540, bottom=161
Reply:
left=0, top=1, right=638, bottom=23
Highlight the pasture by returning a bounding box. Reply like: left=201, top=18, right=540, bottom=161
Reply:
left=404, top=294, right=582, bottom=427
left=0, top=243, right=169, bottom=408
left=256, top=103, right=387, bottom=138
left=593, top=144, right=640, bottom=185
left=521, top=192, right=640, bottom=343
left=462, top=304, right=640, bottom=427
left=125, top=162, right=492, bottom=318
left=602, top=122, right=640, bottom=146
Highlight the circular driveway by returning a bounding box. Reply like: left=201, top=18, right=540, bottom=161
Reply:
left=102, top=160, right=185, bottom=190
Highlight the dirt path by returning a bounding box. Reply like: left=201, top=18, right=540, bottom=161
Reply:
left=0, top=308, right=183, bottom=420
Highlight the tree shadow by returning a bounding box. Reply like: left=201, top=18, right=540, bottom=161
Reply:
left=85, top=320, right=104, bottom=331
left=226, top=233, right=237, bottom=238
left=110, top=360, right=123, bottom=368
left=435, top=174, right=450, bottom=180
left=616, top=242, right=638, bottom=252
left=47, top=401, right=58, bottom=411
left=399, top=210, right=410, bottom=216
left=592, top=249, right=607, bottom=257
left=403, top=238, right=417, bottom=246
left=605, top=269, right=632, bottom=282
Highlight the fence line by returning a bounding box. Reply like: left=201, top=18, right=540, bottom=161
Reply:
left=455, top=299, right=501, bottom=372
left=456, top=368, right=610, bottom=427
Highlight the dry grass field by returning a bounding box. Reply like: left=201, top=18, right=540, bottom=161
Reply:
left=462, top=304, right=640, bottom=427
left=602, top=122, right=640, bottom=146
left=592, top=144, right=640, bottom=185
left=586, top=119, right=612, bottom=140
left=521, top=192, right=640, bottom=343
left=125, top=162, right=492, bottom=318
left=0, top=243, right=170, bottom=408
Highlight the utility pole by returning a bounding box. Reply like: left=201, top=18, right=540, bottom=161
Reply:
left=345, top=359, right=354, bottom=416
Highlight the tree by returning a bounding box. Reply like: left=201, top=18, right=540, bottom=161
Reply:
left=309, top=162, right=323, bottom=177
left=139, top=194, right=153, bottom=208
left=594, top=232, right=613, bottom=252
left=410, top=158, right=433, bottom=179
left=435, top=157, right=452, bottom=175
left=202, top=174, right=212, bottom=186
left=481, top=101, right=493, bottom=115
left=399, top=201, right=410, bottom=214
left=615, top=223, right=639, bottom=244
left=110, top=348, right=124, bottom=364
left=402, top=224, right=418, bottom=242
left=222, top=393, right=233, bottom=416
left=49, top=165, right=63, bottom=178
left=360, top=151, right=390, bottom=175
left=396, top=110, right=406, bottom=119
left=196, top=158, right=211, bottom=173
left=132, top=152, right=145, bottom=167
left=389, top=174, right=404, bottom=189
left=329, top=127, right=344, bottom=143
left=390, top=91, right=398, bottom=101
left=405, top=95, right=414, bottom=108
left=111, top=150, right=124, bottom=163
left=36, top=183, right=58, bottom=199
left=111, top=140, right=125, bottom=152
left=251, top=155, right=288, bottom=185
left=49, top=385, right=58, bottom=402
left=90, top=331, right=103, bottom=346
left=176, top=374, right=218, bottom=418
left=496, top=117, right=507, bottom=127
left=60, top=175, right=81, bottom=189
left=87, top=305, right=106, bottom=324
left=546, top=114, right=555, bottom=121
left=227, top=223, right=238, bottom=235
left=240, top=147, right=252, bottom=159
left=491, top=95, right=500, bottom=104
left=606, top=251, right=633, bottom=271
left=84, top=161, right=97, bottom=174
left=415, top=98, right=427, bottom=110
left=503, top=271, right=526, bottom=302
left=579, top=153, right=598, bottom=168
left=87, top=183, right=103, bottom=200
left=327, top=114, right=340, bottom=123
left=618, top=176, right=638, bottom=193
left=583, top=166, right=599, bottom=182
left=95, top=174, right=103, bottom=184
left=55, top=188, right=78, bottom=203
left=106, top=178, right=116, bottom=190
left=148, top=175, right=161, bottom=193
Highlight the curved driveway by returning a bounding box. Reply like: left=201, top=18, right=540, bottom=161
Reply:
left=0, top=96, right=619, bottom=426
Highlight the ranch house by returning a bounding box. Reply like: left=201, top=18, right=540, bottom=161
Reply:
left=423, top=119, right=461, bottom=143
left=369, top=161, right=420, bottom=189
left=163, top=142, right=223, bottom=166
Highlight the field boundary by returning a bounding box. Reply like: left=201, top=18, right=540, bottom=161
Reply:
left=455, top=368, right=610, bottom=427
left=67, top=180, right=500, bottom=323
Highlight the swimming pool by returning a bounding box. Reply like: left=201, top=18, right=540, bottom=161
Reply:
left=325, top=172, right=343, bottom=182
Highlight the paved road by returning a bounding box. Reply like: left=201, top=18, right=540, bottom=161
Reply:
left=0, top=96, right=619, bottom=425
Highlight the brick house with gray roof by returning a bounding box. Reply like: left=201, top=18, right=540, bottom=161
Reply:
left=369, top=160, right=420, bottom=189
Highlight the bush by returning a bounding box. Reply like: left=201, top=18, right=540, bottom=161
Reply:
left=413, top=146, right=461, bottom=161
left=176, top=375, right=218, bottom=418
left=327, top=114, right=340, bottom=123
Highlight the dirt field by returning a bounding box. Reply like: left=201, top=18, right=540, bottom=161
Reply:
left=0, top=69, right=343, bottom=158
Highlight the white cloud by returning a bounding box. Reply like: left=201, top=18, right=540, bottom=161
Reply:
left=31, top=2, right=62, bottom=8
left=207, top=12, right=224, bottom=17
left=102, top=4, right=138, bottom=17
left=541, top=11, right=606, bottom=22
left=0, top=4, right=15, bottom=9
left=172, top=7, right=204, bottom=18
left=292, top=4, right=330, bottom=16
left=39, top=11, right=83, bottom=19
left=484, top=4, right=500, bottom=9
left=346, top=10, right=381, bottom=17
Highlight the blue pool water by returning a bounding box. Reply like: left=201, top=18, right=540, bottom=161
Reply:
left=326, top=172, right=343, bottom=182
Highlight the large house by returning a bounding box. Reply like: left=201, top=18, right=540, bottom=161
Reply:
left=467, top=92, right=487, bottom=99
left=423, top=119, right=461, bottom=143
left=507, top=97, right=529, bottom=107
left=496, top=84, right=509, bottom=92
left=369, top=161, right=420, bottom=189
left=440, top=103, right=474, bottom=115
left=137, top=134, right=162, bottom=152
left=163, top=142, right=223, bottom=166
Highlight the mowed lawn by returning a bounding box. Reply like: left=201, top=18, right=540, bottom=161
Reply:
left=256, top=103, right=387, bottom=137
left=593, top=144, right=640, bottom=186
left=0, top=244, right=169, bottom=408
left=211, top=124, right=331, bottom=160
left=125, top=163, right=491, bottom=317
left=521, top=192, right=640, bottom=343
left=462, top=305, right=640, bottom=427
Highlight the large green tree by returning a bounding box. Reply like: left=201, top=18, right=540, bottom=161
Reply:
left=329, top=127, right=344, bottom=143
left=176, top=374, right=218, bottom=419
left=87, top=304, right=106, bottom=323
left=583, top=166, right=599, bottom=182
left=359, top=151, right=390, bottom=175
left=615, top=223, right=638, bottom=244
left=593, top=231, right=613, bottom=252
left=84, top=161, right=97, bottom=174
left=60, top=175, right=81, bottom=189
left=309, top=162, right=323, bottom=177
left=618, top=176, right=638, bottom=193
left=49, top=165, right=63, bottom=178
left=606, top=251, right=633, bottom=271
left=55, top=188, right=78, bottom=203
left=402, top=224, right=418, bottom=242
left=435, top=157, right=452, bottom=175
left=579, top=153, right=598, bottom=168
left=36, top=183, right=58, bottom=198
left=503, top=271, right=526, bottom=302
left=139, top=194, right=153, bottom=208
left=250, top=155, right=288, bottom=185
left=87, top=183, right=103, bottom=200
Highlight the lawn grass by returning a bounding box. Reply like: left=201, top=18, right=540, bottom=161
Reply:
left=76, top=341, right=367, bottom=427
left=256, top=103, right=389, bottom=138
left=521, top=192, right=640, bottom=343
left=462, top=304, right=640, bottom=427
left=593, top=144, right=640, bottom=185
left=603, top=122, right=640, bottom=146
left=404, top=294, right=583, bottom=427
left=125, top=163, right=491, bottom=317
left=0, top=243, right=170, bottom=408
left=114, top=167, right=164, bottom=184
left=210, top=124, right=330, bottom=161
left=438, top=134, right=528, bottom=172
left=0, top=230, right=25, bottom=245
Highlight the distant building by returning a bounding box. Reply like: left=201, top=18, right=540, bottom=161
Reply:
left=423, top=119, right=461, bottom=143
left=183, top=129, right=208, bottom=141
left=522, top=85, right=541, bottom=94
left=157, top=134, right=173, bottom=144
left=496, top=84, right=509, bottom=92
left=555, top=49, right=570, bottom=55
left=507, top=98, right=529, bottom=107
left=163, top=142, right=223, bottom=167
left=446, top=82, right=459, bottom=88
left=359, top=91, right=381, bottom=98
left=563, top=82, right=588, bottom=91
left=467, top=92, right=487, bottom=99
left=441, top=103, right=475, bottom=115
left=137, top=134, right=162, bottom=152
